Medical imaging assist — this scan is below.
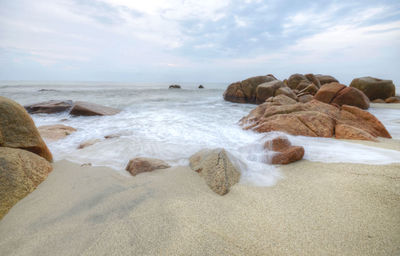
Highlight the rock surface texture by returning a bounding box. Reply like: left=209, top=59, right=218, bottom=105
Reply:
left=189, top=149, right=240, bottom=195
left=125, top=157, right=171, bottom=176
left=350, top=77, right=396, bottom=101
left=0, top=96, right=53, bottom=161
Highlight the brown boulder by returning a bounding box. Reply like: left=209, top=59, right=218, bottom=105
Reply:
left=298, top=94, right=314, bottom=103
left=264, top=136, right=291, bottom=151
left=69, top=101, right=121, bottom=116
left=349, top=77, right=395, bottom=100
left=385, top=96, right=400, bottom=103
left=24, top=100, right=73, bottom=114
left=255, top=80, right=285, bottom=103
left=0, top=96, right=53, bottom=161
left=304, top=74, right=321, bottom=88
left=0, top=147, right=53, bottom=220
left=265, top=94, right=297, bottom=105
left=314, top=82, right=346, bottom=103
left=125, top=157, right=170, bottom=176
left=314, top=83, right=370, bottom=109
left=372, top=99, right=385, bottom=103
left=314, top=74, right=339, bottom=85
left=38, top=124, right=77, bottom=142
left=298, top=83, right=319, bottom=95
left=287, top=74, right=309, bottom=90
left=78, top=139, right=101, bottom=149
left=264, top=136, right=304, bottom=164
left=275, top=86, right=297, bottom=100
left=223, top=75, right=276, bottom=103
left=189, top=149, right=240, bottom=195
left=335, top=124, right=376, bottom=141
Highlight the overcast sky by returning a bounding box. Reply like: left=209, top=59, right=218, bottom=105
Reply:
left=0, top=0, right=399, bottom=85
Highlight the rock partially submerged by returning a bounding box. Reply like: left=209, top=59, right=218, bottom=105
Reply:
left=0, top=147, right=53, bottom=220
left=189, top=149, right=240, bottom=195
left=264, top=136, right=304, bottom=164
left=198, top=85, right=204, bottom=89
left=350, top=77, right=395, bottom=101
left=78, top=139, right=101, bottom=149
left=125, top=157, right=170, bottom=176
left=24, top=100, right=73, bottom=114
left=169, top=85, right=181, bottom=89
left=0, top=96, right=53, bottom=161
left=38, top=124, right=77, bottom=142
left=69, top=101, right=121, bottom=116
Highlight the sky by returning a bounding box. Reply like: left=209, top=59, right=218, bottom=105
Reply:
left=0, top=0, right=400, bottom=85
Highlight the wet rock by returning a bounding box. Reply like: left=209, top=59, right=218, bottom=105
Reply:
left=275, top=86, right=297, bottom=100
left=189, top=149, right=240, bottom=195
left=24, top=100, right=73, bottom=114
left=349, top=77, right=395, bottom=101
left=198, top=85, right=204, bottom=89
left=264, top=136, right=291, bottom=151
left=69, top=101, right=121, bottom=116
left=371, top=99, right=385, bottom=103
left=264, top=136, right=305, bottom=164
left=38, top=124, right=77, bottom=142
left=314, top=83, right=370, bottom=109
left=0, top=96, right=53, bottom=161
left=0, top=147, right=53, bottom=220
left=125, top=157, right=170, bottom=176
left=169, top=85, right=181, bottom=89
left=255, top=80, right=286, bottom=103
left=385, top=96, right=400, bottom=103
left=78, top=139, right=101, bottom=149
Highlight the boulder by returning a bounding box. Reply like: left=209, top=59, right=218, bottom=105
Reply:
left=298, top=94, right=314, bottom=103
left=169, top=85, right=181, bottom=89
left=372, top=99, right=385, bottom=103
left=304, top=74, right=321, bottom=88
left=24, top=100, right=73, bottom=114
left=78, top=139, right=101, bottom=149
left=255, top=80, right=285, bottom=103
left=349, top=77, right=395, bottom=101
left=335, top=124, right=376, bottom=141
left=198, top=85, right=204, bottom=89
left=223, top=75, right=276, bottom=103
left=314, top=83, right=370, bottom=109
left=69, top=101, right=121, bottom=116
left=264, top=136, right=305, bottom=164
left=0, top=96, right=53, bottom=161
left=314, top=74, right=339, bottom=85
left=298, top=83, right=319, bottom=95
left=38, top=124, right=77, bottom=142
left=385, top=96, right=400, bottom=103
left=125, top=157, right=170, bottom=176
left=0, top=147, right=53, bottom=220
left=264, top=136, right=291, bottom=151
left=265, top=94, right=297, bottom=105
left=275, top=86, right=297, bottom=100
left=189, top=149, right=240, bottom=195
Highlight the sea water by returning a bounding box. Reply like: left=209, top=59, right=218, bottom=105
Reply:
left=1, top=81, right=400, bottom=186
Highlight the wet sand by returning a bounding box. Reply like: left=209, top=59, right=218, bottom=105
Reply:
left=0, top=159, right=399, bottom=256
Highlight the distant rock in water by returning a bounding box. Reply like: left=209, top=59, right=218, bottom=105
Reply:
left=264, top=136, right=304, bottom=165
left=78, top=139, right=101, bottom=149
left=69, top=101, right=121, bottom=116
left=25, top=100, right=73, bottom=114
left=385, top=96, right=400, bottom=103
left=314, top=82, right=370, bottom=109
left=38, top=89, right=58, bottom=92
left=125, top=157, right=170, bottom=176
left=350, top=77, right=395, bottom=101
left=38, top=124, right=77, bottom=142
left=198, top=85, right=204, bottom=89
left=169, top=85, right=181, bottom=89
left=189, top=148, right=240, bottom=195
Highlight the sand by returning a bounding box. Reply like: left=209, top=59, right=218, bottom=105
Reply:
left=0, top=158, right=399, bottom=256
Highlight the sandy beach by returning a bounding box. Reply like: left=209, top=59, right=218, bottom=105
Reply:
left=1, top=158, right=399, bottom=256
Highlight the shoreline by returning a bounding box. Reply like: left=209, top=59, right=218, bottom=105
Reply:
left=1, top=159, right=399, bottom=255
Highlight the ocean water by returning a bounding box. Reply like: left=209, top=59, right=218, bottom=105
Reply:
left=1, top=81, right=400, bottom=186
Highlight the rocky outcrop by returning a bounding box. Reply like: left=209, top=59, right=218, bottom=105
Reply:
left=255, top=80, right=288, bottom=103
left=314, top=74, right=339, bottom=85
left=265, top=95, right=297, bottom=105
left=198, top=85, right=204, bottom=89
left=298, top=94, right=314, bottom=103
left=189, top=149, right=240, bottom=195
left=169, top=85, right=181, bottom=89
left=223, top=75, right=276, bottom=103
left=264, top=136, right=304, bottom=164
left=349, top=77, right=395, bottom=101
left=38, top=124, right=77, bottom=142
left=0, top=96, right=53, bottom=161
left=24, top=100, right=73, bottom=114
left=69, top=101, right=121, bottom=116
left=314, top=82, right=370, bottom=109
left=241, top=99, right=390, bottom=141
left=287, top=73, right=338, bottom=92
left=0, top=147, right=53, bottom=220
left=125, top=157, right=170, bottom=176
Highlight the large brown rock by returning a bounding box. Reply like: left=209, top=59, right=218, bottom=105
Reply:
left=0, top=96, right=53, bottom=161
left=223, top=75, right=276, bottom=103
left=38, top=124, right=77, bottom=142
left=125, top=157, right=170, bottom=176
left=385, top=96, right=400, bottom=103
left=349, top=77, right=395, bottom=101
left=275, top=86, right=297, bottom=100
left=287, top=74, right=309, bottom=90
left=265, top=94, right=297, bottom=105
left=189, top=149, right=240, bottom=195
left=24, top=100, right=73, bottom=114
left=287, top=73, right=338, bottom=91
left=255, top=80, right=285, bottom=103
left=0, top=147, right=53, bottom=220
left=264, top=136, right=305, bottom=164
left=69, top=101, right=121, bottom=116
left=314, top=83, right=370, bottom=109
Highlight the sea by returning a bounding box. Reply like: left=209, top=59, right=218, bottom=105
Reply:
left=1, top=81, right=400, bottom=186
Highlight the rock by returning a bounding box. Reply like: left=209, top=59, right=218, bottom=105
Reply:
left=275, top=86, right=297, bottom=100
left=125, top=157, right=170, bottom=176
left=0, top=147, right=53, bottom=220
left=0, top=96, right=53, bottom=161
left=38, top=124, right=77, bottom=142
left=287, top=74, right=309, bottom=90
left=314, top=74, right=339, bottom=85
left=372, top=99, right=386, bottom=103
left=198, top=85, right=204, bottom=89
left=314, top=83, right=370, bottom=109
left=304, top=74, right=321, bottom=88
left=104, top=133, right=121, bottom=139
left=265, top=94, right=297, bottom=105
left=298, top=94, right=314, bottom=103
left=255, top=80, right=286, bottom=103
left=189, top=149, right=240, bottom=195
left=270, top=146, right=305, bottom=165
left=349, top=77, right=395, bottom=101
left=80, top=163, right=92, bottom=167
left=69, top=101, right=121, bottom=116
left=298, top=83, right=319, bottom=95
left=24, top=100, right=73, bottom=114
left=264, top=136, right=291, bottom=151
left=78, top=139, right=101, bottom=149
left=385, top=96, right=400, bottom=103
left=169, top=85, right=181, bottom=89
left=223, top=75, right=276, bottom=103
left=335, top=124, right=376, bottom=141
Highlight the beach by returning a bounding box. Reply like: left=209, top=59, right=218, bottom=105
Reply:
left=1, top=158, right=399, bottom=256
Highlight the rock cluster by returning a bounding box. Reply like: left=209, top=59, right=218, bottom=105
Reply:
left=264, top=136, right=305, bottom=164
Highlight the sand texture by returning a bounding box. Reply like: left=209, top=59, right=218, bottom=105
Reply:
left=0, top=160, right=399, bottom=256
